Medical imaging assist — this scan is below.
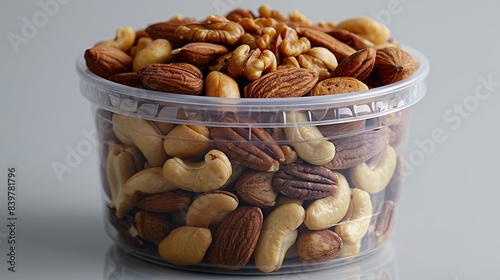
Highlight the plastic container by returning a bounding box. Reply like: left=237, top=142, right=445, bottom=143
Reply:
left=77, top=46, right=429, bottom=275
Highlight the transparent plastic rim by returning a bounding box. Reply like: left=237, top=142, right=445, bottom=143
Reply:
left=77, top=46, right=429, bottom=126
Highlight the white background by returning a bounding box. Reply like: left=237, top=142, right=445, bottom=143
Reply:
left=1, top=0, right=499, bottom=279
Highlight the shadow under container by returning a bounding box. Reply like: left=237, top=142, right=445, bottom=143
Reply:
left=76, top=47, right=429, bottom=275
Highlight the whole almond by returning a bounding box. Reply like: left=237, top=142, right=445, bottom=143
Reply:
left=171, top=42, right=229, bottom=68
left=134, top=210, right=170, bottom=242
left=135, top=189, right=193, bottom=213
left=327, top=29, right=374, bottom=50
left=137, top=63, right=204, bottom=95
left=145, top=18, right=198, bottom=48
left=244, top=68, right=318, bottom=98
left=298, top=28, right=356, bottom=62
left=234, top=170, right=279, bottom=208
left=209, top=206, right=263, bottom=270
left=309, top=77, right=368, bottom=96
left=109, top=72, right=143, bottom=88
left=372, top=47, right=416, bottom=86
left=330, top=47, right=376, bottom=81
left=84, top=45, right=133, bottom=79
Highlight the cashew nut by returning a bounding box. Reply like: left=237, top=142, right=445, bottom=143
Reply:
left=186, top=190, right=239, bottom=228
left=98, top=26, right=135, bottom=52
left=112, top=113, right=168, bottom=167
left=163, top=124, right=211, bottom=158
left=254, top=203, right=305, bottom=273
left=304, top=172, right=350, bottom=230
left=133, top=39, right=173, bottom=71
left=349, top=145, right=397, bottom=194
left=129, top=37, right=153, bottom=57
left=205, top=71, right=241, bottom=98
left=162, top=149, right=232, bottom=192
left=336, top=16, right=391, bottom=45
left=284, top=112, right=335, bottom=165
left=158, top=226, right=212, bottom=266
left=335, top=188, right=373, bottom=245
left=106, top=144, right=144, bottom=208
left=115, top=167, right=177, bottom=219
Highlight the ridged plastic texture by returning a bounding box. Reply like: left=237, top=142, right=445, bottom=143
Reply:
left=77, top=47, right=429, bottom=128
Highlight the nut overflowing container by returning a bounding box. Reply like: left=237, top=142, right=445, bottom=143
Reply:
left=77, top=5, right=429, bottom=275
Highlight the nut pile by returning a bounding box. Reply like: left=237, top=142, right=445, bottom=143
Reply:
left=85, top=4, right=416, bottom=273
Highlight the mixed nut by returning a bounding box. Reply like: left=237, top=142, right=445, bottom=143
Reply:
left=84, top=4, right=417, bottom=273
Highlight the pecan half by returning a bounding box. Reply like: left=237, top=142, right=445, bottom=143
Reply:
left=175, top=15, right=245, bottom=45
left=273, top=163, right=338, bottom=200
left=137, top=63, right=203, bottom=95
left=210, top=115, right=285, bottom=172
left=324, top=127, right=391, bottom=170
left=209, top=206, right=263, bottom=270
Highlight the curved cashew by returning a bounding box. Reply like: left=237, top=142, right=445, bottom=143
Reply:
left=349, top=145, right=397, bottom=194
left=304, top=172, right=350, bottom=230
left=163, top=124, right=211, bottom=158
left=98, top=26, right=135, bottom=52
left=106, top=144, right=144, bottom=208
left=112, top=113, right=168, bottom=167
left=254, top=203, right=305, bottom=273
left=115, top=167, right=177, bottom=219
left=186, top=190, right=239, bottom=228
left=158, top=226, right=212, bottom=266
left=336, top=16, right=391, bottom=45
left=339, top=242, right=361, bottom=261
left=335, top=188, right=373, bottom=245
left=162, top=149, right=232, bottom=192
left=129, top=37, right=153, bottom=57
left=133, top=39, right=173, bottom=72
left=284, top=112, right=335, bottom=165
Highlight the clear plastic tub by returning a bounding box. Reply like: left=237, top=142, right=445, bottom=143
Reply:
left=77, top=46, right=429, bottom=275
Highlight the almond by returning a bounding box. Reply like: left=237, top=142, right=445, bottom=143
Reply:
left=330, top=47, right=376, bottom=81
left=209, top=206, right=263, bottom=270
left=109, top=72, right=143, bottom=88
left=84, top=45, right=133, bottom=79
left=298, top=28, right=356, bottom=62
left=135, top=189, right=193, bottom=213
left=171, top=42, right=229, bottom=68
left=309, top=77, right=368, bottom=96
left=372, top=47, right=416, bottom=86
left=145, top=18, right=198, bottom=48
left=134, top=210, right=170, bottom=242
left=137, top=63, right=204, bottom=95
left=244, top=68, right=318, bottom=98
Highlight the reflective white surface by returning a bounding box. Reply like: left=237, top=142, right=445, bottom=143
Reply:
left=1, top=0, right=500, bottom=279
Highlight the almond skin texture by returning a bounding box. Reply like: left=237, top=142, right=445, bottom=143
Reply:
left=244, top=68, right=318, bottom=98
left=85, top=45, right=133, bottom=79
left=372, top=47, right=416, bottom=86
left=209, top=206, right=263, bottom=270
left=298, top=28, right=356, bottom=62
left=137, top=63, right=204, bottom=95
left=330, top=47, right=376, bottom=81
left=309, top=77, right=368, bottom=96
